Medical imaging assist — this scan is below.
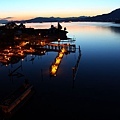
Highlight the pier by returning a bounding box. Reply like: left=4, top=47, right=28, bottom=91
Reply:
left=31, top=42, right=76, bottom=53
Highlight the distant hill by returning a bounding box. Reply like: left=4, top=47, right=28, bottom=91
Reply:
left=0, top=17, right=13, bottom=24
left=18, top=16, right=88, bottom=23
left=4, top=8, right=120, bottom=23
left=84, top=8, right=120, bottom=22
left=0, top=19, right=8, bottom=24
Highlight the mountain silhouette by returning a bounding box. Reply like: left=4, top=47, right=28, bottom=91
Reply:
left=21, top=8, right=120, bottom=23
left=0, top=17, right=13, bottom=24
left=84, top=8, right=120, bottom=22
left=0, top=19, right=8, bottom=24
left=20, top=16, right=86, bottom=23
left=2, top=8, right=120, bottom=23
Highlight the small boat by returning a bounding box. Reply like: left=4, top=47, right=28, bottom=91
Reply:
left=0, top=79, right=34, bottom=118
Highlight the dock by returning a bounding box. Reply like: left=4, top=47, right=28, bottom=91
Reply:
left=31, top=42, right=76, bottom=53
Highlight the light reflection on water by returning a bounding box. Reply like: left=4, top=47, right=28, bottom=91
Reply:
left=0, top=22, right=120, bottom=119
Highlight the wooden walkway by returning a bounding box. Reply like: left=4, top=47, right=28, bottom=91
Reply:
left=43, top=43, right=76, bottom=52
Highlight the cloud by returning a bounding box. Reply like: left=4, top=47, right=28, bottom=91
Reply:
left=2, top=17, right=14, bottom=20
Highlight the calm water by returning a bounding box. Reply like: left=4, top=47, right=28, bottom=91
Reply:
left=0, top=22, right=120, bottom=120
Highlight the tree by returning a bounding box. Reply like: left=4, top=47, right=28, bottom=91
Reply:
left=58, top=22, right=62, bottom=30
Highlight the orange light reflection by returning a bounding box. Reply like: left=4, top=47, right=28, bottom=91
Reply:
left=50, top=48, right=66, bottom=76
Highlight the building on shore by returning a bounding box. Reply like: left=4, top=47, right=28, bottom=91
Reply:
left=0, top=22, right=68, bottom=44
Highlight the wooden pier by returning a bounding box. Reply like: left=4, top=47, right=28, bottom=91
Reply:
left=30, top=43, right=76, bottom=53
left=45, top=43, right=76, bottom=52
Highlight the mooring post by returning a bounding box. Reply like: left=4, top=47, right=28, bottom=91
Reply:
left=41, top=69, right=43, bottom=81
left=79, top=45, right=80, bottom=53
left=72, top=67, right=75, bottom=81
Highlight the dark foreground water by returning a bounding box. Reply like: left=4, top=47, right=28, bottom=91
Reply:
left=0, top=22, right=120, bottom=120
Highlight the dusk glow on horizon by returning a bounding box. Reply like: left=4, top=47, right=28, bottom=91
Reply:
left=0, top=0, right=120, bottom=20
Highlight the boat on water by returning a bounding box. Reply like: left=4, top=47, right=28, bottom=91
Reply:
left=0, top=79, right=34, bottom=118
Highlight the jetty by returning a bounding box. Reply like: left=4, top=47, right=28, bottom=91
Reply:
left=30, top=42, right=76, bottom=52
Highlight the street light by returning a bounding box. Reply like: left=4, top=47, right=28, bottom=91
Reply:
left=58, top=38, right=60, bottom=44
